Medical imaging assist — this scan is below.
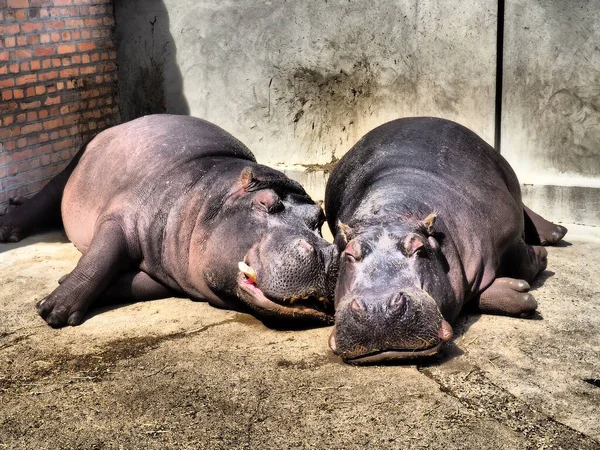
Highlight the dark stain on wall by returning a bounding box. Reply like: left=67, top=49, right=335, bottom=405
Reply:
left=114, top=0, right=189, bottom=122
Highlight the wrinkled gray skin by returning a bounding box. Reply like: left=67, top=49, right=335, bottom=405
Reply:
left=0, top=115, right=338, bottom=328
left=325, top=117, right=567, bottom=363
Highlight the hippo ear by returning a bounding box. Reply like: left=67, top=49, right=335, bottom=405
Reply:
left=422, top=213, right=437, bottom=235
left=240, top=167, right=256, bottom=190
left=337, top=221, right=354, bottom=245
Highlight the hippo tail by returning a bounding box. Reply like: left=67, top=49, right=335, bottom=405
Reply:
left=0, top=144, right=86, bottom=242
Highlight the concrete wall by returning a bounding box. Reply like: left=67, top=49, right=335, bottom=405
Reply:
left=114, top=0, right=599, bottom=225
left=502, top=0, right=600, bottom=225
left=114, top=0, right=497, bottom=202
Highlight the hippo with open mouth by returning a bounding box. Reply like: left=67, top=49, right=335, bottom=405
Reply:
left=325, top=117, right=567, bottom=363
left=0, top=114, right=338, bottom=327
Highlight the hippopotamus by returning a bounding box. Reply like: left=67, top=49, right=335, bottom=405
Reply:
left=325, top=117, right=567, bottom=363
left=0, top=114, right=338, bottom=328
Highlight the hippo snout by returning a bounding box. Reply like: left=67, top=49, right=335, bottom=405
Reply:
left=330, top=288, right=453, bottom=363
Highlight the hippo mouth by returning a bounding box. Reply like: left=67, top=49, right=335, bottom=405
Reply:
left=236, top=262, right=333, bottom=324
left=329, top=320, right=453, bottom=364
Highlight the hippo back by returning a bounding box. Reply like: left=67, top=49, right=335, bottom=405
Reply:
left=62, top=115, right=256, bottom=252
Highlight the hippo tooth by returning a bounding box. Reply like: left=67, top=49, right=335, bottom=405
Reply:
left=238, top=261, right=257, bottom=282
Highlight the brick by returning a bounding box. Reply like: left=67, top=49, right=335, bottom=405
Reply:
left=21, top=22, right=44, bottom=33
left=16, top=74, right=37, bottom=85
left=0, top=51, right=9, bottom=62
left=13, top=89, right=24, bottom=99
left=21, top=123, right=42, bottom=134
left=25, top=86, right=35, bottom=96
left=78, top=42, right=96, bottom=52
left=43, top=118, right=63, bottom=130
left=58, top=45, right=76, bottom=54
left=7, top=0, right=29, bottom=8
left=34, top=47, right=54, bottom=57
left=59, top=67, right=78, bottom=77
left=42, top=59, right=52, bottom=69
left=15, top=9, right=27, bottom=20
left=2, top=90, right=13, bottom=101
left=44, top=96, right=60, bottom=106
left=40, top=34, right=51, bottom=44
left=26, top=111, right=37, bottom=121
left=51, top=33, right=61, bottom=43
left=17, top=138, right=28, bottom=149
left=30, top=60, right=41, bottom=71
left=35, top=85, right=45, bottom=95
left=0, top=78, right=15, bottom=88
left=14, top=49, right=32, bottom=59
left=5, top=37, right=16, bottom=48
left=84, top=18, right=102, bottom=27
left=27, top=35, right=40, bottom=45
left=61, top=31, right=72, bottom=41
left=64, top=19, right=83, bottom=28
left=46, top=21, right=66, bottom=30
left=0, top=24, right=20, bottom=35
left=20, top=62, right=30, bottom=71
left=39, top=71, right=58, bottom=81
left=21, top=100, right=40, bottom=110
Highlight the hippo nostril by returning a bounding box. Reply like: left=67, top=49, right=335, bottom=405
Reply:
left=388, top=293, right=408, bottom=315
left=350, top=299, right=366, bottom=312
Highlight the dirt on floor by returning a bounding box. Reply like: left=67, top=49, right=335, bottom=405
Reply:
left=0, top=225, right=599, bottom=449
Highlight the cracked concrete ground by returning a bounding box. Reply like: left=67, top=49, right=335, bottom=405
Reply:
left=0, top=224, right=599, bottom=449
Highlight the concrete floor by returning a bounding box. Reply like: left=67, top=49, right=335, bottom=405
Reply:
left=0, top=225, right=598, bottom=449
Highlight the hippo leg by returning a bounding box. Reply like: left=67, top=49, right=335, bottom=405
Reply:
left=36, top=219, right=130, bottom=327
left=476, top=238, right=548, bottom=317
left=0, top=147, right=83, bottom=242
left=100, top=271, right=181, bottom=303
left=59, top=270, right=180, bottom=303
left=523, top=205, right=568, bottom=246
left=477, top=278, right=538, bottom=317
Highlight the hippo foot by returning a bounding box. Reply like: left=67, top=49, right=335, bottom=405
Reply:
left=0, top=201, right=28, bottom=242
left=538, top=224, right=568, bottom=246
left=477, top=277, right=538, bottom=318
left=0, top=223, right=24, bottom=243
left=36, top=292, right=89, bottom=328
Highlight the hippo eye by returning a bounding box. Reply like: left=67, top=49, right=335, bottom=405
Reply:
left=401, top=233, right=426, bottom=257
left=343, top=240, right=362, bottom=262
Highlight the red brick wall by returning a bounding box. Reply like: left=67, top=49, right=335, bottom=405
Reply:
left=0, top=0, right=119, bottom=207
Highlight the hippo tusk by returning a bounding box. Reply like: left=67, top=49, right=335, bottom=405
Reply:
left=238, top=261, right=257, bottom=283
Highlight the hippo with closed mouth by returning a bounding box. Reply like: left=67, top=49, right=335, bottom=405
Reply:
left=325, top=117, right=567, bottom=363
left=0, top=114, right=338, bottom=327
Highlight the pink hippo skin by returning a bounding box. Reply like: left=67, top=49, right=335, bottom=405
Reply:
left=0, top=115, right=338, bottom=328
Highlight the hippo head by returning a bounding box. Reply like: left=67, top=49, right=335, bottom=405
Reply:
left=328, top=213, right=454, bottom=363
left=200, top=165, right=339, bottom=326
